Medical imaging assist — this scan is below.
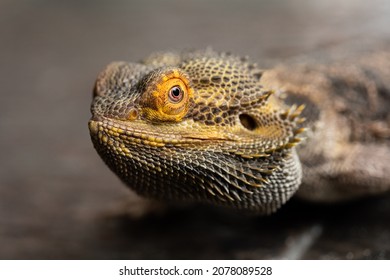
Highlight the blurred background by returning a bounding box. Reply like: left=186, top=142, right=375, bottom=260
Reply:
left=1, top=0, right=390, bottom=259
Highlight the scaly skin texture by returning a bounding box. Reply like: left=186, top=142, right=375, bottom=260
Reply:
left=89, top=49, right=390, bottom=215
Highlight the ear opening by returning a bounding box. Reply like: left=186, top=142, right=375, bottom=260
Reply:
left=239, top=114, right=258, bottom=131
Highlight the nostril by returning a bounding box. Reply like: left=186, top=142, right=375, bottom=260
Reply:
left=239, top=114, right=258, bottom=131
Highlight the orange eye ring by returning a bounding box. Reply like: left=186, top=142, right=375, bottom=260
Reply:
left=140, top=69, right=193, bottom=122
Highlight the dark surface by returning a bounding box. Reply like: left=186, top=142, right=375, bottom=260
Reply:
left=1, top=0, right=390, bottom=259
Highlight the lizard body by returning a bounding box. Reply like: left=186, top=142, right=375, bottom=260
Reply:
left=89, top=49, right=390, bottom=214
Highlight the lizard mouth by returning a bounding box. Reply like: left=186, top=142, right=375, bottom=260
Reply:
left=88, top=116, right=234, bottom=151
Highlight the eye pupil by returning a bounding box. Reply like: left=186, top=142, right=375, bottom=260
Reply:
left=172, top=87, right=180, bottom=97
left=169, top=86, right=184, bottom=102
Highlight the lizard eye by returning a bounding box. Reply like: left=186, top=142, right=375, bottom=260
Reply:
left=140, top=68, right=193, bottom=122
left=168, top=86, right=184, bottom=103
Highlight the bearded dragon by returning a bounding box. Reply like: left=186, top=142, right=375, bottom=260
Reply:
left=89, top=48, right=390, bottom=215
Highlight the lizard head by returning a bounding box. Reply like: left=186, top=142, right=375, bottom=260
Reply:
left=89, top=51, right=305, bottom=214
